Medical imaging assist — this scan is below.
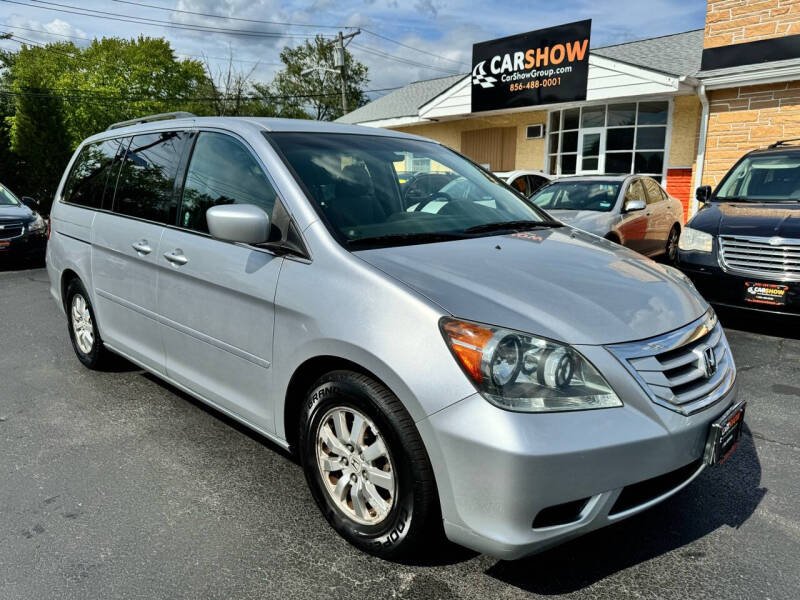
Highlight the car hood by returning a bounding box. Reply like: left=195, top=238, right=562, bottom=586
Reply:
left=355, top=227, right=707, bottom=345
left=0, top=204, right=32, bottom=220
left=690, top=201, right=800, bottom=238
left=546, top=209, right=613, bottom=236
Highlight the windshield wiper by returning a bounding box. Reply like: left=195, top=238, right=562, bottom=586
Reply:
left=463, top=219, right=562, bottom=234
left=347, top=231, right=468, bottom=248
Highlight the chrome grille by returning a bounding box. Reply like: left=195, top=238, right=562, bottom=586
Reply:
left=719, top=235, right=800, bottom=281
left=606, top=310, right=735, bottom=416
left=0, top=220, right=24, bottom=240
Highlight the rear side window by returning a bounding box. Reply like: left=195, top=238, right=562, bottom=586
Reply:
left=625, top=180, right=646, bottom=203
left=179, top=132, right=278, bottom=234
left=113, top=131, right=189, bottom=224
left=62, top=138, right=122, bottom=209
left=641, top=178, right=664, bottom=204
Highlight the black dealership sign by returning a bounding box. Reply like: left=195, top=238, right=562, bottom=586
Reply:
left=471, top=20, right=591, bottom=113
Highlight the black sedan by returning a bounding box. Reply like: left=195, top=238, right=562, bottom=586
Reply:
left=678, top=141, right=800, bottom=315
left=0, top=183, right=47, bottom=261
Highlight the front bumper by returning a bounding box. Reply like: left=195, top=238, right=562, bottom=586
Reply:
left=0, top=229, right=47, bottom=259
left=679, top=250, right=800, bottom=315
left=418, top=344, right=739, bottom=560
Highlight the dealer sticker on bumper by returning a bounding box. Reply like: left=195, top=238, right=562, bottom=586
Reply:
left=744, top=281, right=788, bottom=306
left=704, top=401, right=746, bottom=466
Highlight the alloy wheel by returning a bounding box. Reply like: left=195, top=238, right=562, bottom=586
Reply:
left=315, top=406, right=396, bottom=526
left=71, top=293, right=95, bottom=354
left=667, top=228, right=679, bottom=262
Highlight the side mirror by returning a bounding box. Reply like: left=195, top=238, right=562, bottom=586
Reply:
left=695, top=185, right=712, bottom=204
left=21, top=196, right=39, bottom=209
left=623, top=199, right=646, bottom=212
left=207, top=204, right=270, bottom=245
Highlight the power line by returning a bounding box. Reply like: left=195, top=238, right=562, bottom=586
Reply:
left=360, top=29, right=468, bottom=68
left=107, top=0, right=351, bottom=30
left=0, top=22, right=283, bottom=65
left=106, top=0, right=468, bottom=69
left=349, top=42, right=461, bottom=75
left=1, top=0, right=336, bottom=39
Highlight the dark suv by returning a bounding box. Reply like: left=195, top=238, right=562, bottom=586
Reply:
left=0, top=182, right=47, bottom=261
left=678, top=140, right=800, bottom=314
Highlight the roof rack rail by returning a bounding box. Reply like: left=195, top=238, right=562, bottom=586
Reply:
left=768, top=138, right=800, bottom=148
left=106, top=111, right=196, bottom=131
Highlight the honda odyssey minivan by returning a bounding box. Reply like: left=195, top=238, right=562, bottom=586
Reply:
left=47, top=113, right=744, bottom=560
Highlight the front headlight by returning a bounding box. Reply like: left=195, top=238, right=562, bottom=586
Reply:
left=440, top=318, right=622, bottom=412
left=678, top=227, right=713, bottom=252
left=27, top=213, right=45, bottom=233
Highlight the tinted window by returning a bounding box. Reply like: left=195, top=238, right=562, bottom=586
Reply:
left=641, top=178, right=665, bottom=204
left=511, top=176, right=528, bottom=195
left=62, top=139, right=122, bottom=209
left=716, top=153, right=800, bottom=201
left=180, top=132, right=278, bottom=234
left=113, top=131, right=188, bottom=224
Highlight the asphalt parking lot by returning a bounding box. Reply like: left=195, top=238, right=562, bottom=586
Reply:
left=1, top=265, right=799, bottom=600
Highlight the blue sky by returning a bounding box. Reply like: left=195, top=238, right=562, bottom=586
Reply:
left=0, top=0, right=709, bottom=96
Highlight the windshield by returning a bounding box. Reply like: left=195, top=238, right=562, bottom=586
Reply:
left=268, top=133, right=551, bottom=248
left=716, top=153, right=800, bottom=201
left=0, top=183, right=21, bottom=207
left=529, top=181, right=622, bottom=212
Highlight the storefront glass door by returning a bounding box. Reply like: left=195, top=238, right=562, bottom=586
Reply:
left=577, top=128, right=605, bottom=174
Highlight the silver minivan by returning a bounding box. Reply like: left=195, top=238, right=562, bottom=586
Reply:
left=47, top=114, right=744, bottom=561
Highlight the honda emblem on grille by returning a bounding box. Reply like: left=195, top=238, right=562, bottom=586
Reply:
left=702, top=347, right=717, bottom=378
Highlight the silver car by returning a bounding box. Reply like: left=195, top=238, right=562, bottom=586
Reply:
left=530, top=175, right=684, bottom=262
left=46, top=114, right=743, bottom=561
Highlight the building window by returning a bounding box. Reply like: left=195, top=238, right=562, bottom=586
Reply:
left=546, top=101, right=669, bottom=181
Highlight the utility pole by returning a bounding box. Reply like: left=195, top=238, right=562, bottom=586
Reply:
left=334, top=30, right=360, bottom=116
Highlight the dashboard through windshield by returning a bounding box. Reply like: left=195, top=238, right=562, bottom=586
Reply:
left=268, top=132, right=552, bottom=248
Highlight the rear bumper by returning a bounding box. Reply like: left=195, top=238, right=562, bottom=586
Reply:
left=678, top=252, right=800, bottom=315
left=418, top=359, right=738, bottom=560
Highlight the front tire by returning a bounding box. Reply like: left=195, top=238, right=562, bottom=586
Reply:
left=298, top=370, right=441, bottom=560
left=666, top=224, right=680, bottom=263
left=65, top=279, right=109, bottom=370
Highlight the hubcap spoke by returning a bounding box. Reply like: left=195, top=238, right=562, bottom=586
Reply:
left=351, top=481, right=369, bottom=520
left=364, top=465, right=394, bottom=493
left=362, top=481, right=390, bottom=517
left=333, top=475, right=350, bottom=502
left=321, top=424, right=348, bottom=457
left=332, top=410, right=349, bottom=445
left=349, top=414, right=366, bottom=446
left=361, top=438, right=387, bottom=463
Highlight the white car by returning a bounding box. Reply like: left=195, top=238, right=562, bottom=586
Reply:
left=495, top=170, right=553, bottom=197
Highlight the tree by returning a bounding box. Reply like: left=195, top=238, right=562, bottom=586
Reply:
left=269, top=35, right=369, bottom=121
left=1, top=37, right=211, bottom=211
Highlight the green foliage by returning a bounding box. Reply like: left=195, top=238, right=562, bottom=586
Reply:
left=0, top=34, right=371, bottom=210
left=269, top=35, right=369, bottom=121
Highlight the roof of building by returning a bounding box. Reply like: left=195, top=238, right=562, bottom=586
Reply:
left=592, top=29, right=703, bottom=77
left=337, top=29, right=705, bottom=125
left=337, top=73, right=465, bottom=124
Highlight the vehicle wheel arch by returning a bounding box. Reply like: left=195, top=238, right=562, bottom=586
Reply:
left=60, top=268, right=81, bottom=313
left=283, top=355, right=403, bottom=455
left=604, top=231, right=621, bottom=245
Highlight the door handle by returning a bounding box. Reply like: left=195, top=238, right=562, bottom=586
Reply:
left=131, top=240, right=152, bottom=255
left=163, top=249, right=189, bottom=266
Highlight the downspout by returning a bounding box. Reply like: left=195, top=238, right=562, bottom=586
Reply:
left=694, top=82, right=710, bottom=217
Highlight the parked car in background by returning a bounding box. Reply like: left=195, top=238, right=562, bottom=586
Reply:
left=679, top=141, right=800, bottom=314
left=48, top=114, right=741, bottom=562
left=0, top=182, right=48, bottom=261
left=529, top=175, right=684, bottom=261
left=495, top=170, right=552, bottom=197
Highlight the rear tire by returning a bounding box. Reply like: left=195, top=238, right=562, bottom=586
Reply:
left=65, top=279, right=109, bottom=370
left=298, top=370, right=441, bottom=560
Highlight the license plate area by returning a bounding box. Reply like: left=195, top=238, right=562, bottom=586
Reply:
left=704, top=401, right=746, bottom=465
left=744, top=281, right=788, bottom=306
